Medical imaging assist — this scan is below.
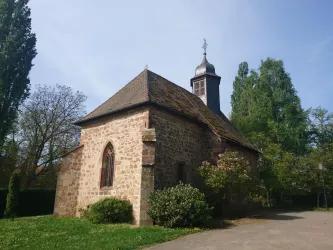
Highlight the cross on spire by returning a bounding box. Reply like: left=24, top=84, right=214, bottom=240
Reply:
left=202, top=38, right=208, bottom=55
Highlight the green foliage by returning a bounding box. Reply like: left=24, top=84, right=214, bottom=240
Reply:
left=198, top=151, right=265, bottom=205
left=308, top=107, right=333, bottom=146
left=230, top=58, right=311, bottom=200
left=0, top=216, right=199, bottom=249
left=0, top=139, right=18, bottom=188
left=0, top=188, right=55, bottom=218
left=231, top=58, right=308, bottom=155
left=84, top=198, right=133, bottom=224
left=258, top=139, right=311, bottom=195
left=4, top=170, right=20, bottom=218
left=147, top=183, right=212, bottom=228
left=0, top=0, right=37, bottom=147
left=306, top=144, right=333, bottom=198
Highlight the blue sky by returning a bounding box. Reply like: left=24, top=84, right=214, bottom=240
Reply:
left=28, top=0, right=333, bottom=116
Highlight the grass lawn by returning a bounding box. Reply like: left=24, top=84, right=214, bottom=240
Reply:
left=0, top=216, right=200, bottom=250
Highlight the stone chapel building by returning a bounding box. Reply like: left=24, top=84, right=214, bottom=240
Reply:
left=54, top=49, right=259, bottom=225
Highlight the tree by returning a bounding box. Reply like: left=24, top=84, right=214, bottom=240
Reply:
left=309, top=107, right=333, bottom=147
left=231, top=61, right=249, bottom=114
left=17, top=84, right=86, bottom=186
left=230, top=58, right=310, bottom=201
left=0, top=0, right=37, bottom=148
left=198, top=151, right=264, bottom=213
left=231, top=58, right=308, bottom=155
left=305, top=107, right=333, bottom=206
left=4, top=169, right=20, bottom=219
left=0, top=138, right=18, bottom=187
left=306, top=143, right=333, bottom=207
left=262, top=142, right=310, bottom=196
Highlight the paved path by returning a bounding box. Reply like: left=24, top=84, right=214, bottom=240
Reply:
left=149, top=211, right=333, bottom=250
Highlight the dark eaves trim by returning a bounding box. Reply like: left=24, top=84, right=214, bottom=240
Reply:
left=74, top=101, right=151, bottom=126
left=74, top=101, right=208, bottom=128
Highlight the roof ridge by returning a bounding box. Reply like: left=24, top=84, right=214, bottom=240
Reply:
left=145, top=69, right=151, bottom=102
left=147, top=69, right=195, bottom=97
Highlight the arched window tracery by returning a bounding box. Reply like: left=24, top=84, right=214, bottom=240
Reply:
left=100, top=143, right=115, bottom=188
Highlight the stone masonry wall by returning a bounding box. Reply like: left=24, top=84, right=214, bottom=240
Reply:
left=150, top=107, right=258, bottom=190
left=205, top=129, right=258, bottom=171
left=54, top=146, right=84, bottom=217
left=150, top=107, right=207, bottom=188
left=76, top=107, right=149, bottom=224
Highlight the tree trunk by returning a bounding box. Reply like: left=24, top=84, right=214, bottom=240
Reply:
left=317, top=193, right=320, bottom=208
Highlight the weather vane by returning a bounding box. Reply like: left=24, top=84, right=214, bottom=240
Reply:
left=202, top=38, right=208, bottom=55
left=145, top=64, right=149, bottom=69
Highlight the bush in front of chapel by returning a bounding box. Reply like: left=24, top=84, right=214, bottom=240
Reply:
left=84, top=197, right=133, bottom=224
left=147, top=183, right=212, bottom=228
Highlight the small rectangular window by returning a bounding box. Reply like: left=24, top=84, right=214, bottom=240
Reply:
left=177, top=163, right=186, bottom=183
left=200, top=81, right=205, bottom=88
left=193, top=80, right=205, bottom=96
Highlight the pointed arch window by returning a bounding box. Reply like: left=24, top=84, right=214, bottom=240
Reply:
left=100, top=143, right=115, bottom=188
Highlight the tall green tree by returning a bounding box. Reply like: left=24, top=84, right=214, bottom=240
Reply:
left=0, top=138, right=18, bottom=187
left=231, top=58, right=308, bottom=155
left=231, top=58, right=310, bottom=198
left=0, top=0, right=37, bottom=147
left=231, top=61, right=249, bottom=114
left=4, top=169, right=20, bottom=219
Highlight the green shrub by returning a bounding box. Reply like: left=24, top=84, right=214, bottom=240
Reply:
left=84, top=198, right=133, bottom=224
left=147, top=183, right=212, bottom=228
left=198, top=151, right=265, bottom=215
left=5, top=170, right=21, bottom=219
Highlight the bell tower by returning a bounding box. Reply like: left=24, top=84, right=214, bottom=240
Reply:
left=190, top=39, right=221, bottom=115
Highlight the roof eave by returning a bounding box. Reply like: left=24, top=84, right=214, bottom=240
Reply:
left=74, top=101, right=151, bottom=126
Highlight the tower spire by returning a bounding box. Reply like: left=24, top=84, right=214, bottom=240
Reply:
left=191, top=39, right=221, bottom=115
left=202, top=38, right=208, bottom=56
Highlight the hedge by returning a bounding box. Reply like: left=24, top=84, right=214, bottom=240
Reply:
left=0, top=189, right=56, bottom=218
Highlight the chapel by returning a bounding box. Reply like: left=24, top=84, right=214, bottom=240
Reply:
left=54, top=43, right=259, bottom=225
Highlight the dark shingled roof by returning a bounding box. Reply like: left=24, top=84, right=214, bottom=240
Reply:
left=76, top=69, right=258, bottom=152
